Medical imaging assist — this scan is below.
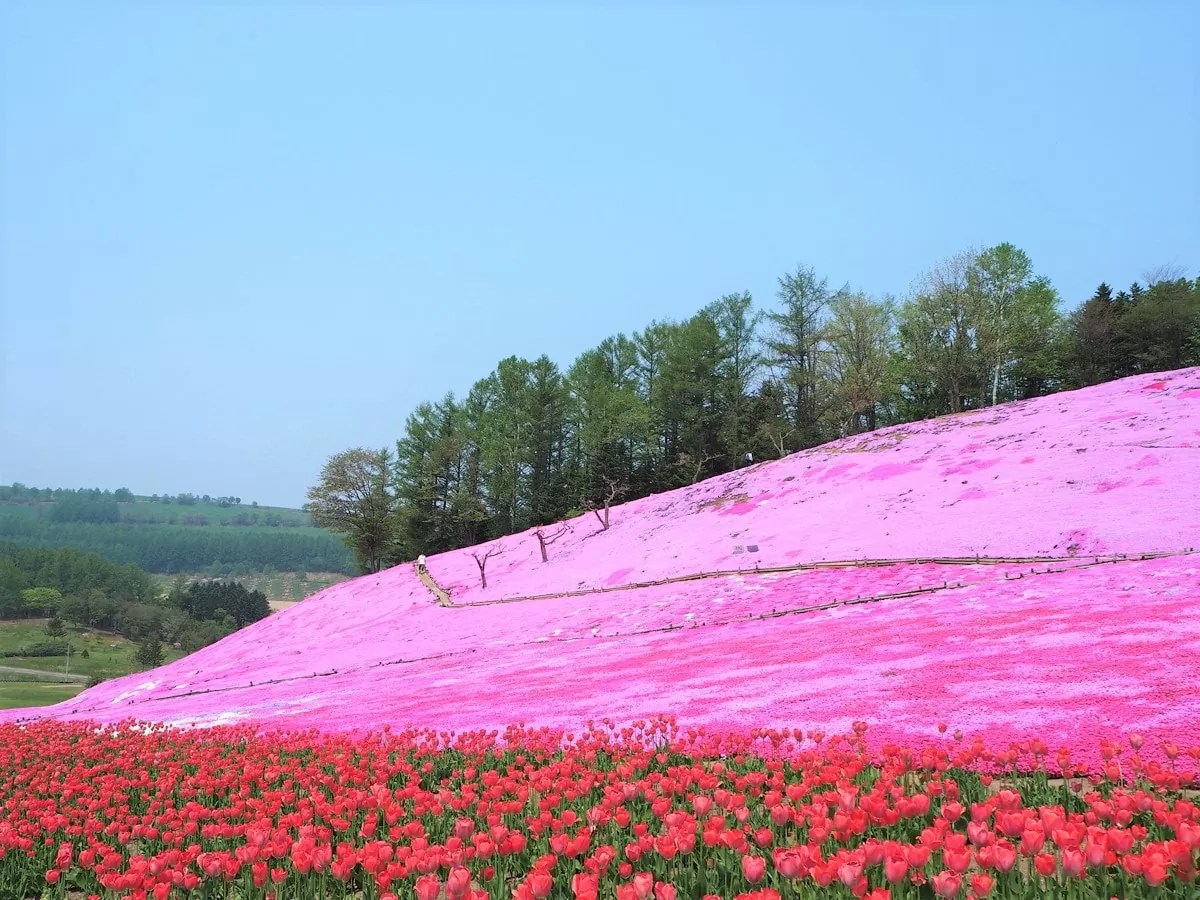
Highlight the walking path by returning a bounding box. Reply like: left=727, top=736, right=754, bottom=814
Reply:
left=416, top=566, right=453, bottom=607
left=0, top=664, right=88, bottom=683
left=415, top=548, right=1195, bottom=609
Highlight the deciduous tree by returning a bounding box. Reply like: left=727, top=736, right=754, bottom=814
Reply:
left=306, top=448, right=396, bottom=574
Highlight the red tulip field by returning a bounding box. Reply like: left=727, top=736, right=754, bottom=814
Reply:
left=3, top=369, right=1199, bottom=897
left=2, top=719, right=1198, bottom=899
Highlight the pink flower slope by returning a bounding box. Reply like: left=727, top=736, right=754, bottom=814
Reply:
left=7, top=369, right=1200, bottom=766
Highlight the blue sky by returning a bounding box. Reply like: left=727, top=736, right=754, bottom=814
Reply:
left=1, top=3, right=1196, bottom=507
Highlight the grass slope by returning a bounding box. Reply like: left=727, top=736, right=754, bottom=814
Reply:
left=0, top=620, right=184, bottom=685
left=7, top=369, right=1199, bottom=765
left=0, top=682, right=82, bottom=708
left=122, top=497, right=314, bottom=527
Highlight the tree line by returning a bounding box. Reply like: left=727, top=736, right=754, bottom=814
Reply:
left=0, top=485, right=136, bottom=503
left=306, top=246, right=1199, bottom=572
left=0, top=543, right=270, bottom=652
left=0, top=484, right=246, bottom=507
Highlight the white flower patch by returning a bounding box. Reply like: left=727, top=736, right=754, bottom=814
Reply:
left=159, top=709, right=247, bottom=730
left=109, top=681, right=159, bottom=705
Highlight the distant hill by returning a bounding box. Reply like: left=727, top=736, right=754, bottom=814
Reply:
left=0, top=488, right=354, bottom=575
left=9, top=367, right=1199, bottom=768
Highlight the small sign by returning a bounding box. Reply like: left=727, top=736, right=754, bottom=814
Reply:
left=746, top=544, right=759, bottom=553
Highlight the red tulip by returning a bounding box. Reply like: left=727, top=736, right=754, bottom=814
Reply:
left=446, top=866, right=472, bottom=900
left=415, top=874, right=441, bottom=900
left=837, top=860, right=863, bottom=887
left=905, top=844, right=931, bottom=867
left=969, top=872, right=994, bottom=896
left=741, top=854, right=766, bottom=883
left=931, top=870, right=961, bottom=897
left=529, top=869, right=552, bottom=899
left=632, top=871, right=655, bottom=900
left=1062, top=848, right=1086, bottom=877
left=884, top=854, right=908, bottom=883
left=572, top=873, right=599, bottom=899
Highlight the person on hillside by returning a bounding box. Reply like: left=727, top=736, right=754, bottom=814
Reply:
left=416, top=554, right=427, bottom=576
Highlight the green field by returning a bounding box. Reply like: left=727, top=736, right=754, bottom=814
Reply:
left=0, top=681, right=83, bottom=709
left=121, top=496, right=316, bottom=528
left=0, top=620, right=185, bottom=683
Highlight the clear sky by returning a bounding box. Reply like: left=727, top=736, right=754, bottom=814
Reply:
left=1, top=3, right=1196, bottom=508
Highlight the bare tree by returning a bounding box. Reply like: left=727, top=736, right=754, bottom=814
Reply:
left=760, top=421, right=794, bottom=458
left=534, top=523, right=571, bottom=562
left=678, top=450, right=720, bottom=484
left=1143, top=263, right=1188, bottom=286
left=582, top=478, right=625, bottom=531
left=471, top=545, right=506, bottom=590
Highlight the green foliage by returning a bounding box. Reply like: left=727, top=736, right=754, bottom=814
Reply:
left=179, top=580, right=269, bottom=627
left=134, top=635, right=164, bottom=670
left=0, top=507, right=353, bottom=574
left=766, top=265, right=836, bottom=447
left=49, top=495, right=120, bottom=524
left=21, top=586, right=63, bottom=617
left=822, top=292, right=896, bottom=433
left=0, top=640, right=71, bottom=658
left=345, top=253, right=1198, bottom=567
left=0, top=544, right=264, bottom=655
left=0, top=486, right=353, bottom=578
left=306, top=448, right=397, bottom=573
left=1061, top=277, right=1200, bottom=387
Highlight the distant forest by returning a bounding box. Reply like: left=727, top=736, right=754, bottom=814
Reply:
left=0, top=488, right=354, bottom=575
left=309, top=246, right=1199, bottom=570
left=0, top=543, right=270, bottom=651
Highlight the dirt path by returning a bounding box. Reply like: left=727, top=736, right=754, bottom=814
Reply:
left=417, top=566, right=453, bottom=607
left=0, top=665, right=88, bottom=683
left=417, top=548, right=1195, bottom=609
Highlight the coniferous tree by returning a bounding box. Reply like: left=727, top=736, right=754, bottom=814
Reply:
left=135, top=634, right=164, bottom=670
